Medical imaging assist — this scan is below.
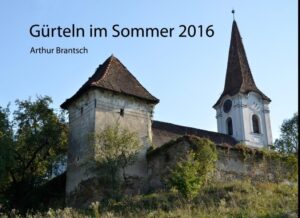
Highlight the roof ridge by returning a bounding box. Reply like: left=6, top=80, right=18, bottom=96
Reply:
left=61, top=55, right=159, bottom=109
left=101, top=55, right=114, bottom=81
left=152, top=120, right=237, bottom=146
left=153, top=120, right=235, bottom=137
left=108, top=56, right=158, bottom=100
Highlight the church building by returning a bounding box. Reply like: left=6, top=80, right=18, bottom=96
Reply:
left=61, top=19, right=273, bottom=206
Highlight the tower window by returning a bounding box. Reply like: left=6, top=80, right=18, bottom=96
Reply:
left=120, top=108, right=124, bottom=117
left=226, top=117, right=233, bottom=136
left=252, top=115, right=260, bottom=133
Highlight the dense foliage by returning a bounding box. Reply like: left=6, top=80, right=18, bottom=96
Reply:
left=168, top=138, right=217, bottom=200
left=0, top=106, right=14, bottom=191
left=89, top=124, right=141, bottom=198
left=272, top=113, right=298, bottom=154
left=0, top=96, right=68, bottom=211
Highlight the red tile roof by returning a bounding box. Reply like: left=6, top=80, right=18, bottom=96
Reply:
left=61, top=55, right=159, bottom=109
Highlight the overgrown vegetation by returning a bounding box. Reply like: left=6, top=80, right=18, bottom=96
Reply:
left=87, top=124, right=142, bottom=199
left=226, top=143, right=298, bottom=182
left=168, top=138, right=217, bottom=200
left=0, top=97, right=298, bottom=217
left=258, top=148, right=298, bottom=182
left=0, top=180, right=297, bottom=217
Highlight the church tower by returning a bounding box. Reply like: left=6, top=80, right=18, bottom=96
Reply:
left=213, top=20, right=273, bottom=148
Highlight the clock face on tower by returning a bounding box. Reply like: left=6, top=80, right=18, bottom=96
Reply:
left=223, top=99, right=232, bottom=113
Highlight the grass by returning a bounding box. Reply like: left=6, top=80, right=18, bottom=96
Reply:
left=0, top=180, right=297, bottom=218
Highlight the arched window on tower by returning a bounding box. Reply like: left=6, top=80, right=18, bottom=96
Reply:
left=252, top=115, right=260, bottom=134
left=226, top=117, right=233, bottom=136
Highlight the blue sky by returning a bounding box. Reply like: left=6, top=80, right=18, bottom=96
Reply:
left=0, top=0, right=297, bottom=140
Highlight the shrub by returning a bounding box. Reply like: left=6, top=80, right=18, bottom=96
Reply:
left=168, top=138, right=217, bottom=200
left=87, top=123, right=142, bottom=199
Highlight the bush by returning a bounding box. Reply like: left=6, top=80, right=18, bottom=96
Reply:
left=168, top=138, right=217, bottom=200
left=87, top=123, right=142, bottom=199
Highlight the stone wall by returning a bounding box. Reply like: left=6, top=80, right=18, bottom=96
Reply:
left=147, top=135, right=296, bottom=192
left=66, top=91, right=96, bottom=194
left=66, top=88, right=155, bottom=206
left=94, top=89, right=154, bottom=183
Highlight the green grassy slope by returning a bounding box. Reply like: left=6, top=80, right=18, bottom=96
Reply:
left=1, top=180, right=297, bottom=218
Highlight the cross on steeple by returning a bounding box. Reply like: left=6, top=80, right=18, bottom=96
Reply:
left=213, top=17, right=273, bottom=148
left=213, top=19, right=271, bottom=108
left=231, top=9, right=235, bottom=20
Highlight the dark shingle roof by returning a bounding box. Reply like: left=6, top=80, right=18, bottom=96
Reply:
left=61, top=55, right=159, bottom=109
left=152, top=120, right=237, bottom=147
left=213, top=20, right=271, bottom=108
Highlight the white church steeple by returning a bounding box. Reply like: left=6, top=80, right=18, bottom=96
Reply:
left=213, top=19, right=273, bottom=147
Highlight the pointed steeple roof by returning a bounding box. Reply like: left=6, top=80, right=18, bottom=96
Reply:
left=61, top=55, right=159, bottom=109
left=213, top=20, right=270, bottom=108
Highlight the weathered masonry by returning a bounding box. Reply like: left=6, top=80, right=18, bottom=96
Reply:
left=147, top=135, right=295, bottom=192
left=61, top=56, right=159, bottom=199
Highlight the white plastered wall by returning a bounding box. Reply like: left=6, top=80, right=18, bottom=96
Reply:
left=215, top=92, right=272, bottom=148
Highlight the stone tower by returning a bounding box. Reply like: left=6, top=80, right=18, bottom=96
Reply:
left=61, top=55, right=159, bottom=203
left=213, top=20, right=273, bottom=147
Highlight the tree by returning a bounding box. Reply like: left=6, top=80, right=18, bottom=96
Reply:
left=89, top=123, right=141, bottom=198
left=168, top=137, right=217, bottom=200
left=272, top=113, right=298, bottom=154
left=0, top=96, right=68, bottom=210
left=0, top=106, right=14, bottom=190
